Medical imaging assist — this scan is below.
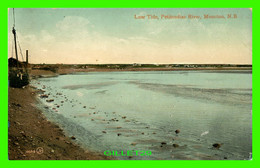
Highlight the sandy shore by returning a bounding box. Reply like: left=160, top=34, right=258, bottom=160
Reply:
left=8, top=84, right=113, bottom=160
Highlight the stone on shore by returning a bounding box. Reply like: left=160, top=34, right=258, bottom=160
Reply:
left=173, top=144, right=179, bottom=148
left=175, top=129, right=180, bottom=134
left=212, top=143, right=222, bottom=149
left=46, top=99, right=54, bottom=103
left=40, top=94, right=48, bottom=98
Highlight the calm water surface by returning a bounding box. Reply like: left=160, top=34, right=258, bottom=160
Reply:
left=32, top=71, right=252, bottom=160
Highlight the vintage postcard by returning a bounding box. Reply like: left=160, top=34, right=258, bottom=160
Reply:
left=8, top=8, right=252, bottom=160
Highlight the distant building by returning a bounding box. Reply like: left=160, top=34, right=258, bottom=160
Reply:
left=133, top=63, right=142, bottom=66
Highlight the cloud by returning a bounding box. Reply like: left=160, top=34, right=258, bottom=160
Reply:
left=56, top=16, right=90, bottom=32
left=55, top=16, right=90, bottom=41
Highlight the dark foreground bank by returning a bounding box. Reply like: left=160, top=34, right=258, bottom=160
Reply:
left=8, top=86, right=113, bottom=160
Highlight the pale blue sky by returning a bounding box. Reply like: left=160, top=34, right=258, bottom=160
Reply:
left=8, top=8, right=252, bottom=64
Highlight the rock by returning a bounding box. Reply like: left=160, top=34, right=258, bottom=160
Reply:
left=65, top=141, right=71, bottom=144
left=20, top=131, right=26, bottom=137
left=175, top=129, right=180, bottom=134
left=131, top=142, right=137, bottom=146
left=12, top=103, right=22, bottom=107
left=173, top=144, right=179, bottom=148
left=212, top=143, right=222, bottom=149
left=46, top=99, right=54, bottom=103
left=15, top=121, right=21, bottom=125
left=51, top=149, right=55, bottom=153
left=71, top=136, right=76, bottom=140
left=40, top=94, right=49, bottom=98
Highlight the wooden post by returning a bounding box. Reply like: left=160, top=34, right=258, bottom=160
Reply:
left=26, top=50, right=28, bottom=65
